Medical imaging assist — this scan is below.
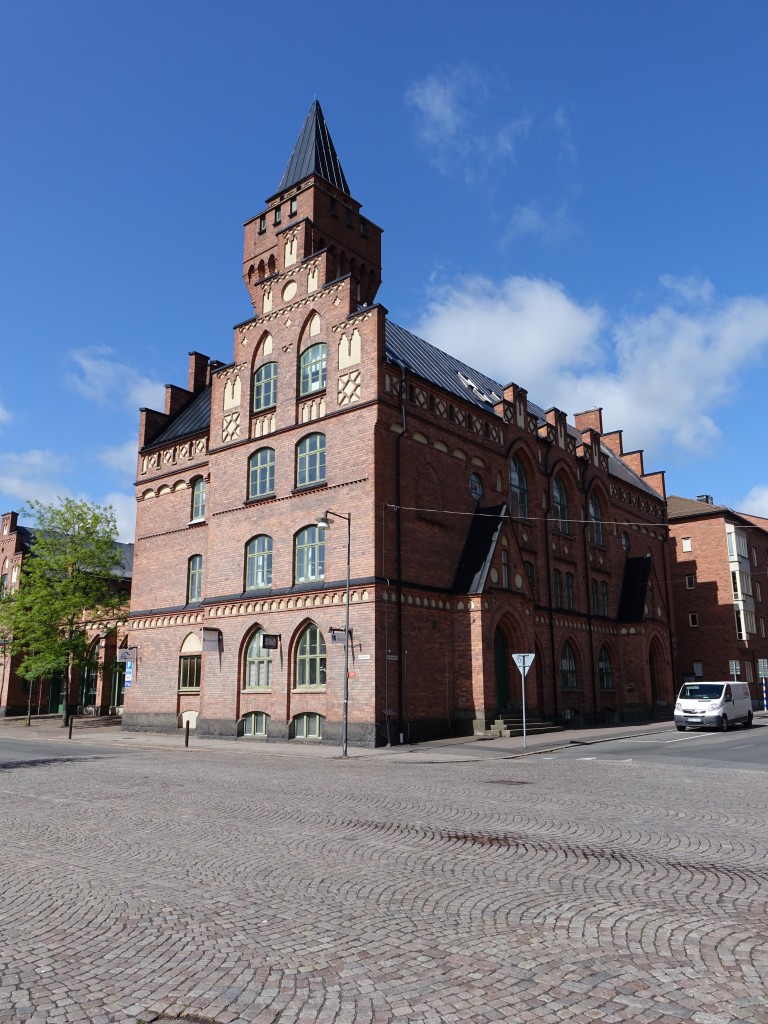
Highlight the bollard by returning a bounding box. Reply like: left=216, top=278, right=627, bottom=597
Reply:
left=185, top=720, right=190, bottom=747
left=68, top=717, right=73, bottom=740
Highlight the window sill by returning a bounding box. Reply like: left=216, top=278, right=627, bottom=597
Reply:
left=293, top=481, right=327, bottom=495
left=178, top=688, right=201, bottom=694
left=243, top=587, right=272, bottom=596
left=293, top=686, right=326, bottom=693
left=242, top=686, right=272, bottom=693
left=245, top=493, right=276, bottom=506
left=294, top=577, right=325, bottom=587
left=298, top=387, right=327, bottom=401
left=252, top=404, right=276, bottom=415
left=188, top=517, right=206, bottom=527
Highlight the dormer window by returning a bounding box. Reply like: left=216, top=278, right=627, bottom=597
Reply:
left=329, top=198, right=337, bottom=216
left=345, top=207, right=352, bottom=226
left=457, top=371, right=494, bottom=405
left=289, top=198, right=298, bottom=217
left=360, top=218, right=368, bottom=237
left=258, top=214, right=266, bottom=234
left=273, top=206, right=282, bottom=226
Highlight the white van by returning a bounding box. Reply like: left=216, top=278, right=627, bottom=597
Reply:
left=674, top=681, right=753, bottom=732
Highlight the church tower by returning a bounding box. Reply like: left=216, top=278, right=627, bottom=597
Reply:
left=242, top=101, right=382, bottom=315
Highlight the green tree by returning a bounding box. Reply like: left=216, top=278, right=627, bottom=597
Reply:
left=3, top=498, right=127, bottom=725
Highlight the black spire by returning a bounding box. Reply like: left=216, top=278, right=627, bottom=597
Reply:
left=275, top=101, right=350, bottom=196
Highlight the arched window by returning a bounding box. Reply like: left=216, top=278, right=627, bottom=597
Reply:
left=589, top=493, right=604, bottom=546
left=253, top=362, right=277, bottom=411
left=296, top=433, right=326, bottom=488
left=560, top=641, right=577, bottom=689
left=598, top=646, right=613, bottom=689
left=554, top=569, right=562, bottom=608
left=295, top=526, right=324, bottom=583
left=294, top=624, right=326, bottom=688
left=245, top=536, right=272, bottom=590
left=243, top=630, right=273, bottom=688
left=299, top=342, right=327, bottom=396
left=179, top=632, right=202, bottom=691
left=248, top=448, right=275, bottom=499
left=600, top=580, right=609, bottom=616
left=191, top=477, right=206, bottom=521
left=240, top=711, right=269, bottom=737
left=293, top=712, right=324, bottom=739
left=565, top=572, right=575, bottom=610
left=552, top=474, right=569, bottom=534
left=509, top=455, right=529, bottom=519
left=187, top=554, right=203, bottom=603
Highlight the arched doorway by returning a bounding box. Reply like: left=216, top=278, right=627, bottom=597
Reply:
left=493, top=627, right=509, bottom=710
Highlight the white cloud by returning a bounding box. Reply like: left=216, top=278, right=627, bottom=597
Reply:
left=98, top=438, right=139, bottom=478
left=0, top=402, right=10, bottom=427
left=552, top=106, right=577, bottom=164
left=737, top=486, right=768, bottom=519
left=413, top=274, right=768, bottom=459
left=0, top=450, right=72, bottom=507
left=659, top=274, right=715, bottom=304
left=405, top=67, right=532, bottom=181
left=413, top=275, right=604, bottom=394
left=103, top=491, right=136, bottom=543
left=503, top=200, right=576, bottom=247
left=67, top=346, right=165, bottom=412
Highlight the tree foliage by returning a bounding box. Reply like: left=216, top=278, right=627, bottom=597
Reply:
left=2, top=498, right=127, bottom=717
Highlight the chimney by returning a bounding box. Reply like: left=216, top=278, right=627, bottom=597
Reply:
left=696, top=494, right=714, bottom=505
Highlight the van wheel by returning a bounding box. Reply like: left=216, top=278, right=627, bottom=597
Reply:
left=745, top=711, right=753, bottom=728
left=720, top=715, right=729, bottom=732
left=675, top=724, right=686, bottom=732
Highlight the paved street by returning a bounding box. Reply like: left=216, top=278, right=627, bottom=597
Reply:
left=0, top=726, right=767, bottom=1024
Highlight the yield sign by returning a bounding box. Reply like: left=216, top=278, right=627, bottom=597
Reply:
left=512, top=652, right=535, bottom=678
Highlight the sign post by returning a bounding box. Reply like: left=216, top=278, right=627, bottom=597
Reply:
left=758, top=659, right=768, bottom=711
left=511, top=652, right=535, bottom=749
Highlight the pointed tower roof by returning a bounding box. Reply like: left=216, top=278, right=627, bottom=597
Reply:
left=275, top=101, right=350, bottom=197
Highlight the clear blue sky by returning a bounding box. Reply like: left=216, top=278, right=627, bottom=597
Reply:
left=2, top=1, right=767, bottom=538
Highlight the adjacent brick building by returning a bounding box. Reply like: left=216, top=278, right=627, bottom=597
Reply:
left=124, top=102, right=675, bottom=745
left=668, top=495, right=768, bottom=698
left=0, top=510, right=133, bottom=717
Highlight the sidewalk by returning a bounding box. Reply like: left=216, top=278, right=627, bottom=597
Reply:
left=0, top=713, right=688, bottom=763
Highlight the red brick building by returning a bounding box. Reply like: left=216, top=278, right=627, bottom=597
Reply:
left=0, top=510, right=133, bottom=717
left=668, top=495, right=768, bottom=698
left=124, top=102, right=675, bottom=744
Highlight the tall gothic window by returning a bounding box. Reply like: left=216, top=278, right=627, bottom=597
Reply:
left=191, top=477, right=206, bottom=521
left=245, top=535, right=273, bottom=590
left=588, top=493, right=604, bottom=546
left=509, top=455, right=529, bottom=519
left=253, top=362, right=277, bottom=411
left=248, top=448, right=275, bottom=499
left=294, top=526, right=324, bottom=583
left=299, top=343, right=327, bottom=396
left=561, top=641, right=577, bottom=689
left=552, top=475, right=569, bottom=534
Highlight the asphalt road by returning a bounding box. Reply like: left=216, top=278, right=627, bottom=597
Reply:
left=541, top=720, right=768, bottom=771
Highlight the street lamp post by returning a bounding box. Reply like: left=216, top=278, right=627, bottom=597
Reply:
left=316, top=510, right=351, bottom=757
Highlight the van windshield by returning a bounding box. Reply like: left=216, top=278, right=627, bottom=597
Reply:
left=679, top=683, right=724, bottom=700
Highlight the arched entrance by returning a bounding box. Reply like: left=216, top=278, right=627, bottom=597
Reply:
left=493, top=627, right=509, bottom=710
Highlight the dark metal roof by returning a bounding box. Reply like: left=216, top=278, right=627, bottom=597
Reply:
left=276, top=101, right=350, bottom=197
left=146, top=387, right=212, bottom=450
left=384, top=319, right=661, bottom=500
left=116, top=542, right=134, bottom=579
left=451, top=505, right=506, bottom=594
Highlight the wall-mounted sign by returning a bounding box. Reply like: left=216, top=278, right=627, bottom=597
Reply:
left=261, top=634, right=280, bottom=650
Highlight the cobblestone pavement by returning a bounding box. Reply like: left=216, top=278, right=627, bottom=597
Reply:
left=1, top=742, right=767, bottom=1024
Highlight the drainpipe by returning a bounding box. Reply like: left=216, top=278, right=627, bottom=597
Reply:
left=543, top=450, right=559, bottom=723
left=660, top=524, right=675, bottom=701
left=395, top=368, right=407, bottom=742
left=581, top=485, right=598, bottom=722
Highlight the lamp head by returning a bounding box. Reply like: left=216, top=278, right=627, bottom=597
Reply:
left=316, top=512, right=331, bottom=530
